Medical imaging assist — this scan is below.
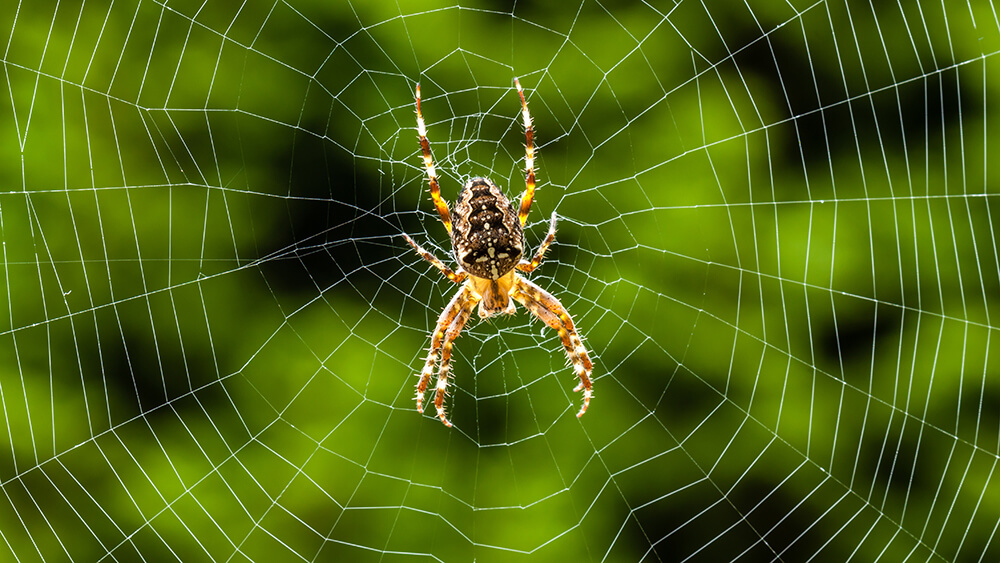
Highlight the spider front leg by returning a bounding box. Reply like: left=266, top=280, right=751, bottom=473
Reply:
left=416, top=285, right=477, bottom=423
left=434, top=293, right=477, bottom=426
left=512, top=276, right=593, bottom=417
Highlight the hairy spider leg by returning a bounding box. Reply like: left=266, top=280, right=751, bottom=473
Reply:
left=415, top=84, right=453, bottom=233
left=415, top=285, right=475, bottom=414
left=512, top=277, right=593, bottom=417
left=514, top=78, right=537, bottom=227
left=434, top=294, right=478, bottom=426
left=403, top=233, right=467, bottom=284
left=517, top=211, right=558, bottom=274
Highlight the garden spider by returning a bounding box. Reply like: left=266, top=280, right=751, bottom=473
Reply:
left=403, top=79, right=593, bottom=427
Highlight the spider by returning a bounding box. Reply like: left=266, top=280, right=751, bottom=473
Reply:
left=403, top=78, right=593, bottom=427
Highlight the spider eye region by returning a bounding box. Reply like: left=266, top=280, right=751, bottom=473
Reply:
left=452, top=177, right=524, bottom=280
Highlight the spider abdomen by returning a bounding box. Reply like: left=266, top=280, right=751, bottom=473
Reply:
left=452, top=177, right=524, bottom=280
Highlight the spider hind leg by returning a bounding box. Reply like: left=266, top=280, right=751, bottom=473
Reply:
left=415, top=83, right=453, bottom=233
left=514, top=78, right=537, bottom=227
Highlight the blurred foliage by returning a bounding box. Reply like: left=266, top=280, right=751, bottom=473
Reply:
left=0, top=0, right=999, bottom=561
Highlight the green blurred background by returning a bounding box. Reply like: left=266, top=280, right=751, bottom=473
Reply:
left=1, top=0, right=999, bottom=560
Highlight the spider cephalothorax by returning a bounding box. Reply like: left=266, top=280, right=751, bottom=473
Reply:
left=403, top=79, right=593, bottom=427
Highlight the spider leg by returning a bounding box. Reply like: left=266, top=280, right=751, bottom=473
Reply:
left=403, top=233, right=467, bottom=284
left=415, top=84, right=453, bottom=233
left=434, top=291, right=479, bottom=427
left=517, top=211, right=558, bottom=274
left=514, top=78, right=537, bottom=227
left=416, top=285, right=474, bottom=415
left=511, top=276, right=593, bottom=418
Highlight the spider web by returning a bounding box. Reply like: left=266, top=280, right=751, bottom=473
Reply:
left=1, top=0, right=998, bottom=560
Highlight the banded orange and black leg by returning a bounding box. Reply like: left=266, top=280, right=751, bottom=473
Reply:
left=415, top=84, right=453, bottom=233
left=517, top=212, right=558, bottom=274
left=514, top=78, right=537, bottom=227
left=416, top=285, right=475, bottom=415
left=512, top=277, right=593, bottom=417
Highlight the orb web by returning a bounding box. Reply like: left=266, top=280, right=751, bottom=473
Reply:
left=0, top=1, right=998, bottom=560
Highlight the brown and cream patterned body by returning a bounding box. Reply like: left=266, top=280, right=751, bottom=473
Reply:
left=452, top=178, right=524, bottom=280
left=403, top=79, right=593, bottom=427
